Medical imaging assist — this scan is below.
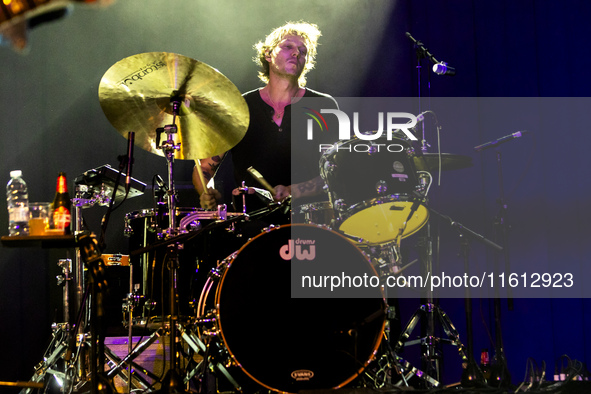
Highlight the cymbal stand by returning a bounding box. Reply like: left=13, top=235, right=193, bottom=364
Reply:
left=153, top=97, right=190, bottom=392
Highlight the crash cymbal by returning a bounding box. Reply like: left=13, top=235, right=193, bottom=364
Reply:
left=98, top=52, right=249, bottom=160
left=414, top=153, right=473, bottom=172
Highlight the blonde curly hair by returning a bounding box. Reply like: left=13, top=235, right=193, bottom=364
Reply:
left=253, top=21, right=321, bottom=87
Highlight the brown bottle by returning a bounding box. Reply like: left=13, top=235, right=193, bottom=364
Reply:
left=52, top=172, right=71, bottom=234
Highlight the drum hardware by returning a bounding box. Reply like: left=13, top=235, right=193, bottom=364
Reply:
left=394, top=208, right=503, bottom=389
left=232, top=181, right=275, bottom=214
left=23, top=232, right=121, bottom=394
left=320, top=136, right=430, bottom=245
left=74, top=164, right=147, bottom=206
left=445, top=208, right=502, bottom=387
left=293, top=200, right=334, bottom=227
left=487, top=149, right=514, bottom=387
left=102, top=69, right=243, bottom=393
left=390, top=209, right=449, bottom=387
left=177, top=324, right=243, bottom=392
left=20, top=179, right=139, bottom=394
left=73, top=165, right=148, bottom=393
left=103, top=347, right=155, bottom=392
left=104, top=327, right=166, bottom=390
left=15, top=53, right=252, bottom=394
left=121, top=285, right=156, bottom=329
left=18, top=258, right=75, bottom=394
left=362, top=331, right=440, bottom=388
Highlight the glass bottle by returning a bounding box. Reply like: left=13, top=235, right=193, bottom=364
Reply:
left=52, top=172, right=71, bottom=234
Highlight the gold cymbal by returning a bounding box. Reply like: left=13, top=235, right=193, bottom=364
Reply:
left=98, top=52, right=249, bottom=160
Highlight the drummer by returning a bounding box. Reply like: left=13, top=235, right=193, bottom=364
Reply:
left=192, top=21, right=338, bottom=215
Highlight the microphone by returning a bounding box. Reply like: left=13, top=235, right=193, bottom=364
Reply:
left=474, top=130, right=529, bottom=152
left=126, top=131, right=135, bottom=189
left=432, top=62, right=456, bottom=76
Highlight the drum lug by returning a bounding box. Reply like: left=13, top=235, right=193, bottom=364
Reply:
left=367, top=141, right=381, bottom=155
left=262, top=224, right=279, bottom=233
left=123, top=221, right=134, bottom=236
left=376, top=180, right=388, bottom=194
left=334, top=199, right=348, bottom=212
left=185, top=220, right=203, bottom=232
left=322, top=160, right=336, bottom=176
left=208, top=267, right=221, bottom=280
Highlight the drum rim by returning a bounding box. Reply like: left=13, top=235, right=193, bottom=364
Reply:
left=295, top=200, right=333, bottom=211
left=214, top=223, right=386, bottom=393
left=124, top=207, right=218, bottom=220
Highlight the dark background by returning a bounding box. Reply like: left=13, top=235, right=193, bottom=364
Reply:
left=1, top=0, right=590, bottom=390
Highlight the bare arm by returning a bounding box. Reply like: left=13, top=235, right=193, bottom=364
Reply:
left=290, top=175, right=326, bottom=200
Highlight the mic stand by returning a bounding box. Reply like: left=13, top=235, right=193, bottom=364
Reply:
left=457, top=232, right=486, bottom=387
left=429, top=208, right=503, bottom=387
left=490, top=150, right=512, bottom=387
left=406, top=32, right=431, bottom=153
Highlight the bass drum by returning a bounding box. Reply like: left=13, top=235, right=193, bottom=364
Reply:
left=202, top=224, right=386, bottom=393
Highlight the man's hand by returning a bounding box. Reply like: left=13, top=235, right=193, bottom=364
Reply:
left=273, top=185, right=291, bottom=201
left=200, top=188, right=222, bottom=210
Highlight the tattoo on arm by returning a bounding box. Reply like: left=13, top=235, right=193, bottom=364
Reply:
left=202, top=155, right=224, bottom=179
left=297, top=177, right=324, bottom=196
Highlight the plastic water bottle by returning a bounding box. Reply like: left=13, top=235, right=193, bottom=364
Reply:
left=6, top=170, right=29, bottom=236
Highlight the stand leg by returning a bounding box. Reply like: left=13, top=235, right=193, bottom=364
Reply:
left=394, top=302, right=476, bottom=388
left=366, top=318, right=440, bottom=388
left=19, top=327, right=69, bottom=394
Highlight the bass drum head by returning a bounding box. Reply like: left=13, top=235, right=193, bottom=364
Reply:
left=339, top=197, right=429, bottom=244
left=216, top=224, right=385, bottom=393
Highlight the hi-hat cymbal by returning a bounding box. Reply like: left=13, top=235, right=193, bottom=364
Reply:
left=98, top=52, right=249, bottom=160
left=414, top=153, right=473, bottom=172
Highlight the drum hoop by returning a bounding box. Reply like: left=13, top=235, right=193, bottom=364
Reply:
left=214, top=223, right=386, bottom=393
left=340, top=194, right=424, bottom=218
left=124, top=208, right=156, bottom=221
left=125, top=207, right=235, bottom=220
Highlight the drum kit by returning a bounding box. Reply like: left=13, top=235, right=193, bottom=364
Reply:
left=18, top=52, right=495, bottom=394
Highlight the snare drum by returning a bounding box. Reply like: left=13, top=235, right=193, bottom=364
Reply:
left=197, top=224, right=386, bottom=393
left=320, top=137, right=429, bottom=244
